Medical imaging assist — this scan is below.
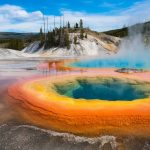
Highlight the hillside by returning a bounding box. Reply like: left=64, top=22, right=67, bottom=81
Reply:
left=1, top=20, right=150, bottom=58
left=0, top=30, right=121, bottom=58
left=23, top=31, right=121, bottom=57
left=104, top=27, right=128, bottom=38
left=104, top=21, right=150, bottom=37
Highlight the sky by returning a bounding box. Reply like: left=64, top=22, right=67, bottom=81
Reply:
left=0, top=0, right=150, bottom=32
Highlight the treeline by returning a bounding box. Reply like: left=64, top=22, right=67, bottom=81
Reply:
left=0, top=39, right=24, bottom=50
left=39, top=19, right=88, bottom=49
left=104, top=27, right=128, bottom=38
left=40, top=28, right=71, bottom=49
left=0, top=39, right=8, bottom=44
left=7, top=39, right=24, bottom=50
left=0, top=34, right=39, bottom=50
left=104, top=21, right=150, bottom=38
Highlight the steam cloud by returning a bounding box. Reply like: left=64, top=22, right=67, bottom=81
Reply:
left=116, top=23, right=150, bottom=69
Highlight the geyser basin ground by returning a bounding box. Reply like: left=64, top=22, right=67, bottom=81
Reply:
left=8, top=70, right=150, bottom=137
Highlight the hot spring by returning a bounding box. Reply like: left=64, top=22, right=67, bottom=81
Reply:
left=53, top=77, right=150, bottom=101
left=8, top=72, right=150, bottom=137
left=1, top=23, right=150, bottom=149
left=69, top=29, right=150, bottom=70
left=69, top=58, right=150, bottom=69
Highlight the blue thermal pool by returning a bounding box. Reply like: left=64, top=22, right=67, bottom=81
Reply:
left=53, top=77, right=150, bottom=101
left=70, top=58, right=150, bottom=69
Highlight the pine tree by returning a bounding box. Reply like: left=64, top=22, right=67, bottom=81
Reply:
left=54, top=28, right=59, bottom=46
left=85, top=33, right=87, bottom=39
left=75, top=23, right=79, bottom=28
left=40, top=27, right=42, bottom=34
left=65, top=32, right=70, bottom=49
left=80, top=19, right=83, bottom=28
left=17, top=39, right=24, bottom=50
left=67, top=22, right=70, bottom=28
left=80, top=29, right=84, bottom=40
left=39, top=27, right=44, bottom=44
left=8, top=39, right=24, bottom=50
left=74, top=36, right=77, bottom=44
left=46, top=32, right=53, bottom=48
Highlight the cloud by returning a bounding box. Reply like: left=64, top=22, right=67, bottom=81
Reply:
left=0, top=4, right=43, bottom=32
left=121, top=0, right=150, bottom=25
left=60, top=0, right=150, bottom=31
left=0, top=0, right=150, bottom=32
left=60, top=10, right=127, bottom=31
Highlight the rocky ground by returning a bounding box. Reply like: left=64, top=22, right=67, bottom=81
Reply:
left=1, top=123, right=150, bottom=150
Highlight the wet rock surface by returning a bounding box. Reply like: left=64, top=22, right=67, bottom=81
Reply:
left=116, top=68, right=146, bottom=74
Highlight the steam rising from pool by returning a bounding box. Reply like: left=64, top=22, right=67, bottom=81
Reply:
left=71, top=23, right=150, bottom=69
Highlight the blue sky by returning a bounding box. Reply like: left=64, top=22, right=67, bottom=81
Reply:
left=0, top=0, right=140, bottom=15
left=0, top=0, right=150, bottom=32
